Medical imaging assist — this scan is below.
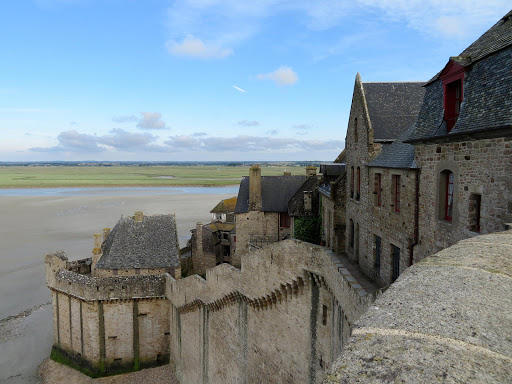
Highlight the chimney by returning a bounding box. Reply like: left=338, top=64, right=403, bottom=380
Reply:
left=249, top=165, right=262, bottom=211
left=102, top=228, right=111, bottom=242
left=91, top=233, right=102, bottom=272
left=196, top=222, right=203, bottom=255
left=283, top=171, right=292, bottom=176
left=306, top=166, right=317, bottom=177
left=304, top=191, right=312, bottom=212
left=134, top=211, right=143, bottom=222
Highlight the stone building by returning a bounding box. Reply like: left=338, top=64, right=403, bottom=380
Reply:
left=405, top=11, right=512, bottom=259
left=344, top=75, right=425, bottom=283
left=318, top=162, right=346, bottom=254
left=93, top=211, right=181, bottom=279
left=209, top=196, right=237, bottom=223
left=233, top=165, right=307, bottom=265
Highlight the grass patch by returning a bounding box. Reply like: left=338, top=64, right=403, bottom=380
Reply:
left=50, top=347, right=101, bottom=378
left=0, top=165, right=308, bottom=188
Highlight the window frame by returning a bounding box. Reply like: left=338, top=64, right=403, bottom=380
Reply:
left=280, top=212, right=290, bottom=228
left=445, top=172, right=454, bottom=221
left=374, top=235, right=381, bottom=273
left=392, top=175, right=400, bottom=213
left=375, top=173, right=382, bottom=207
left=356, top=167, right=361, bottom=201
left=350, top=166, right=354, bottom=198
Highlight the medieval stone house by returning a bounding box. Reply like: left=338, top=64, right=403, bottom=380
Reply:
left=344, top=77, right=425, bottom=283
left=209, top=196, right=237, bottom=223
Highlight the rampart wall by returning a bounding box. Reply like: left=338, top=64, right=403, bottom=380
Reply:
left=166, top=240, right=379, bottom=384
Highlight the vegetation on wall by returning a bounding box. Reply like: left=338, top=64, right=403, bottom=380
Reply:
left=294, top=216, right=322, bottom=245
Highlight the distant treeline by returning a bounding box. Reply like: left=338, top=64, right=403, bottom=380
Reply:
left=0, top=161, right=325, bottom=167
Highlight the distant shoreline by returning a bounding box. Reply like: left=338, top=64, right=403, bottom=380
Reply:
left=0, top=183, right=241, bottom=189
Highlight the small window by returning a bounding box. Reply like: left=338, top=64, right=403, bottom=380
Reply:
left=392, top=175, right=400, bottom=213
left=374, top=173, right=382, bottom=207
left=374, top=235, right=381, bottom=273
left=350, top=167, right=354, bottom=198
left=468, top=194, right=481, bottom=232
left=135, top=268, right=140, bottom=275
left=356, top=167, right=361, bottom=201
left=280, top=212, right=290, bottom=228
left=112, top=269, right=118, bottom=276
left=445, top=172, right=454, bottom=221
left=322, top=305, right=328, bottom=326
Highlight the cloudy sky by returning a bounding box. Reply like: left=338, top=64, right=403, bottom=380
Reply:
left=1, top=1, right=510, bottom=161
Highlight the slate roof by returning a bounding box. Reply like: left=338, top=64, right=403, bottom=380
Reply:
left=407, top=13, right=512, bottom=142
left=235, top=175, right=307, bottom=213
left=96, top=214, right=180, bottom=270
left=288, top=176, right=319, bottom=217
left=369, top=124, right=418, bottom=169
left=319, top=163, right=346, bottom=177
left=210, top=197, right=237, bottom=213
left=362, top=82, right=426, bottom=141
left=426, top=10, right=512, bottom=84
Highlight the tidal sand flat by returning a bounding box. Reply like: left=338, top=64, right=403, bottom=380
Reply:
left=0, top=187, right=237, bottom=383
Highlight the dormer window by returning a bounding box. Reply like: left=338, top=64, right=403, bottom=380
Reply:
left=441, top=60, right=465, bottom=133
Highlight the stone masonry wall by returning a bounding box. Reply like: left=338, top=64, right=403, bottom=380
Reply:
left=365, top=167, right=417, bottom=285
left=414, top=136, right=512, bottom=260
left=46, top=252, right=170, bottom=375
left=166, top=240, right=378, bottom=384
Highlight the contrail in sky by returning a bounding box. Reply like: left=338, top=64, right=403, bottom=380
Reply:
left=232, top=85, right=247, bottom=93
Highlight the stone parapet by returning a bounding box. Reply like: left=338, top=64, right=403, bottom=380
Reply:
left=324, top=230, right=512, bottom=384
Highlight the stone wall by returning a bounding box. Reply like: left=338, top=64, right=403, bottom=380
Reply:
left=324, top=230, right=512, bottom=384
left=46, top=252, right=170, bottom=375
left=320, top=174, right=347, bottom=254
left=364, top=167, right=418, bottom=285
left=166, top=240, right=378, bottom=384
left=414, top=136, right=512, bottom=260
left=94, top=267, right=180, bottom=279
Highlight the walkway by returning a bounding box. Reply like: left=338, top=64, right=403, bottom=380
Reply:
left=326, top=250, right=380, bottom=294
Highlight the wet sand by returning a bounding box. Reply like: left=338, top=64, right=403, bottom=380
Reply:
left=0, top=191, right=235, bottom=383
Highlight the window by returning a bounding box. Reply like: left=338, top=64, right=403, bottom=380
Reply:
left=356, top=167, right=361, bottom=201
left=374, top=235, right=381, bottom=273
left=374, top=173, right=382, bottom=207
left=322, top=305, right=328, bottom=325
left=280, top=212, right=290, bottom=227
left=350, top=167, right=354, bottom=198
left=444, top=79, right=463, bottom=132
left=349, top=219, right=354, bottom=249
left=391, top=245, right=400, bottom=282
left=112, top=269, right=118, bottom=275
left=135, top=268, right=140, bottom=275
left=445, top=172, right=454, bottom=221
left=468, top=193, right=481, bottom=232
left=392, top=175, right=400, bottom=213
left=354, top=118, right=358, bottom=143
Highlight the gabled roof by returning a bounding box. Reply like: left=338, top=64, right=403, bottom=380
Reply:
left=235, top=175, right=307, bottom=213
left=426, top=10, right=512, bottom=84
left=362, top=82, right=426, bottom=141
left=96, top=214, right=180, bottom=270
left=210, top=197, right=237, bottom=213
left=369, top=124, right=417, bottom=169
left=288, top=176, right=319, bottom=217
left=206, top=222, right=236, bottom=233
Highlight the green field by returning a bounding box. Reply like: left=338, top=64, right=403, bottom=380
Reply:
left=0, top=165, right=308, bottom=188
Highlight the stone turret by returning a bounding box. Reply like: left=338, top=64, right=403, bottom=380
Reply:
left=306, top=166, right=317, bottom=177
left=91, top=233, right=102, bottom=272
left=249, top=165, right=262, bottom=211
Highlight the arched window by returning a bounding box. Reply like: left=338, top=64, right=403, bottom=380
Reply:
left=354, top=118, right=358, bottom=143
left=349, top=219, right=354, bottom=249
left=350, top=167, right=354, bottom=198
left=440, top=170, right=454, bottom=221
left=356, top=167, right=361, bottom=200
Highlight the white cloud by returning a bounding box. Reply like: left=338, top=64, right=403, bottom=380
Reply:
left=136, top=112, right=168, bottom=130
left=232, top=85, right=246, bottom=93
left=257, top=66, right=298, bottom=86
left=166, top=35, right=233, bottom=59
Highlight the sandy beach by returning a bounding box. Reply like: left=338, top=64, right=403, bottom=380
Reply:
left=0, top=189, right=236, bottom=383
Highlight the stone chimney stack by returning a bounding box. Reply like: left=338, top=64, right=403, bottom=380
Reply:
left=91, top=233, right=103, bottom=272
left=102, top=228, right=111, bottom=242
left=134, top=211, right=144, bottom=222
left=306, top=166, right=317, bottom=177
left=304, top=191, right=312, bottom=212
left=249, top=165, right=262, bottom=211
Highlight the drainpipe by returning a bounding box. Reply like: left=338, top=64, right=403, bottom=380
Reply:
left=409, top=169, right=420, bottom=267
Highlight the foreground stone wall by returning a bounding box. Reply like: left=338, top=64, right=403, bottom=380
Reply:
left=166, top=240, right=378, bottom=384
left=414, top=137, right=512, bottom=260
left=324, top=230, right=512, bottom=383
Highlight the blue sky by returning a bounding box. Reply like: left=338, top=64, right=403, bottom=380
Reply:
left=1, top=1, right=510, bottom=161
